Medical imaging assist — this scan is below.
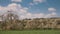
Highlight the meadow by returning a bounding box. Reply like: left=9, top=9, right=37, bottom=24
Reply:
left=0, top=30, right=60, bottom=34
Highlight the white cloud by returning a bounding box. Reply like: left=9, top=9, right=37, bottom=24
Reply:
left=0, top=3, right=58, bottom=19
left=7, top=3, right=21, bottom=11
left=0, top=3, right=28, bottom=19
left=25, top=13, right=32, bottom=19
left=20, top=13, right=45, bottom=19
left=44, top=14, right=51, bottom=18
left=20, top=9, right=27, bottom=14
left=20, top=7, right=28, bottom=13
left=33, top=0, right=46, bottom=4
left=33, top=0, right=46, bottom=3
left=7, top=3, right=28, bottom=15
left=0, top=6, right=3, bottom=10
left=33, top=13, right=45, bottom=18
left=0, top=6, right=7, bottom=15
left=48, top=8, right=56, bottom=12
left=29, top=0, right=46, bottom=5
left=51, top=12, right=56, bottom=16
left=29, top=2, right=34, bottom=6
left=46, top=8, right=57, bottom=18
left=11, top=0, right=22, bottom=2
left=20, top=15, right=25, bottom=19
left=7, top=3, right=32, bottom=19
left=20, top=13, right=32, bottom=19
left=0, top=6, right=7, bottom=11
left=44, top=12, right=57, bottom=18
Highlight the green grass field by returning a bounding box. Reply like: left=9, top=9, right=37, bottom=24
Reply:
left=0, top=30, right=60, bottom=34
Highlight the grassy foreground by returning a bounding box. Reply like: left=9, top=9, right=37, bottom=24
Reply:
left=0, top=30, right=60, bottom=34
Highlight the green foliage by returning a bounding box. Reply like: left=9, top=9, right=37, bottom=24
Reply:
left=0, top=30, right=60, bottom=34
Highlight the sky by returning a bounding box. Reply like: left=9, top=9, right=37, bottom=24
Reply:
left=0, top=0, right=60, bottom=19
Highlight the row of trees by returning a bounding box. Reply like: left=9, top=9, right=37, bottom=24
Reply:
left=0, top=11, right=60, bottom=30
